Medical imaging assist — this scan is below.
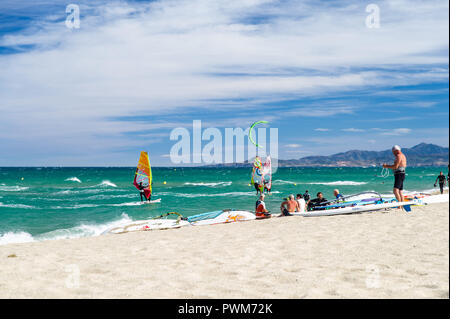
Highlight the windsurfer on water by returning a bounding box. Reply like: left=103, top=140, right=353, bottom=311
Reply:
left=137, top=181, right=151, bottom=202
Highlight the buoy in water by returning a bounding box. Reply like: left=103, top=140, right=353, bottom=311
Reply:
left=163, top=181, right=167, bottom=185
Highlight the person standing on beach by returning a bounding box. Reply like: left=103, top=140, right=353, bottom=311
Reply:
left=383, top=145, right=407, bottom=203
left=280, top=195, right=299, bottom=216
left=434, top=172, right=447, bottom=194
left=303, top=190, right=311, bottom=202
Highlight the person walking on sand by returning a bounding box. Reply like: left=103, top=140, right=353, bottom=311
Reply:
left=383, top=145, right=407, bottom=204
left=434, top=171, right=447, bottom=194
left=280, top=195, right=299, bottom=216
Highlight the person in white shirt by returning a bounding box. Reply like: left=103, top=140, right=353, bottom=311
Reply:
left=296, top=193, right=306, bottom=212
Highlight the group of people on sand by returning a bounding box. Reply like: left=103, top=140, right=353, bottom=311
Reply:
left=255, top=189, right=345, bottom=217
left=255, top=145, right=413, bottom=216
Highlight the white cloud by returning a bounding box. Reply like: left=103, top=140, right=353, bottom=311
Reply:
left=380, top=128, right=412, bottom=136
left=0, top=0, right=448, bottom=164
left=341, top=128, right=365, bottom=132
left=314, top=128, right=331, bottom=132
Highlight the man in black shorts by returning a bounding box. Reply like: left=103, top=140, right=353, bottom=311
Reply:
left=383, top=145, right=407, bottom=203
left=434, top=172, right=447, bottom=194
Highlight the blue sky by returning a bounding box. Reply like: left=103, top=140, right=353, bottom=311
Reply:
left=0, top=0, right=448, bottom=166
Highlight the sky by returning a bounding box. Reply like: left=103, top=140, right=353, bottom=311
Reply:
left=0, top=0, right=448, bottom=166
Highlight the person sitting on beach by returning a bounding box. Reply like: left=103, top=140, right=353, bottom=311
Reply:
left=334, top=189, right=344, bottom=202
left=280, top=195, right=299, bottom=216
left=255, top=194, right=270, bottom=218
left=434, top=172, right=447, bottom=194
left=296, top=194, right=306, bottom=212
left=383, top=145, right=407, bottom=204
left=308, top=192, right=328, bottom=210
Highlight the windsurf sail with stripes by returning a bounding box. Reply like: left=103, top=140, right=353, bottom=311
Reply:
left=133, top=151, right=152, bottom=200
left=251, top=156, right=272, bottom=193
left=262, top=156, right=272, bottom=192
left=251, top=156, right=264, bottom=193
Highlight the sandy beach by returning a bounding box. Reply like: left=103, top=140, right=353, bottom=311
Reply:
left=1, top=200, right=448, bottom=299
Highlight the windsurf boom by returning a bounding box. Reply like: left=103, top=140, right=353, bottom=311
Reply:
left=133, top=151, right=152, bottom=200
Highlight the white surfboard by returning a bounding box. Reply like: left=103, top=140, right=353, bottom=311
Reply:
left=144, top=198, right=162, bottom=204
left=292, top=200, right=421, bottom=217
left=188, top=210, right=256, bottom=226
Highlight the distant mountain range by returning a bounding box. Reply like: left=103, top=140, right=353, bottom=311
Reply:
left=210, top=143, right=449, bottom=167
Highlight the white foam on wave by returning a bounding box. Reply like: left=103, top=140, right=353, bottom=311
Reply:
left=184, top=182, right=232, bottom=187
left=98, top=180, right=117, bottom=188
left=0, top=202, right=35, bottom=209
left=109, top=202, right=145, bottom=207
left=273, top=180, right=367, bottom=186
left=308, top=181, right=368, bottom=186
left=0, top=231, right=35, bottom=245
left=272, top=180, right=297, bottom=185
left=65, top=177, right=82, bottom=183
left=51, top=204, right=100, bottom=209
left=36, top=213, right=133, bottom=241
left=0, top=185, right=29, bottom=192
left=0, top=214, right=134, bottom=246
left=54, top=188, right=118, bottom=195
left=84, top=194, right=135, bottom=200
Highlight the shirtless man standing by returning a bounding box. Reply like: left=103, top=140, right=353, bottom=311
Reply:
left=383, top=145, right=407, bottom=203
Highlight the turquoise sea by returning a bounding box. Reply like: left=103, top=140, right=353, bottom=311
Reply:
left=0, top=166, right=447, bottom=245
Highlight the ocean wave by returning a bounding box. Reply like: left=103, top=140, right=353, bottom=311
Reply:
left=0, top=214, right=134, bottom=245
left=0, top=202, right=35, bottom=209
left=272, top=180, right=298, bottom=185
left=65, top=177, right=82, bottom=183
left=0, top=185, right=29, bottom=192
left=37, top=214, right=133, bottom=241
left=184, top=181, right=232, bottom=187
left=50, top=204, right=100, bottom=209
left=0, top=231, right=35, bottom=246
left=84, top=194, right=135, bottom=200
left=98, top=180, right=117, bottom=188
left=109, top=202, right=146, bottom=207
left=158, top=191, right=257, bottom=198
left=307, top=181, right=368, bottom=186
left=54, top=188, right=117, bottom=195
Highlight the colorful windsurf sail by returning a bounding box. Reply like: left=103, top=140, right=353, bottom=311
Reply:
left=251, top=156, right=264, bottom=192
left=262, top=156, right=272, bottom=192
left=251, top=156, right=272, bottom=193
left=133, top=151, right=152, bottom=200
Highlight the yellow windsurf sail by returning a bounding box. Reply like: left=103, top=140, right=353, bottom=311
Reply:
left=133, top=151, right=152, bottom=199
